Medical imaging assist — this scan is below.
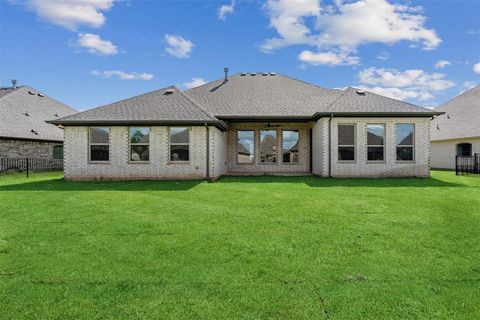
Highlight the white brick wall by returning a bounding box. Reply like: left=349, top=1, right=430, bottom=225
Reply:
left=64, top=126, right=210, bottom=180
left=226, top=122, right=311, bottom=174
left=314, top=117, right=431, bottom=177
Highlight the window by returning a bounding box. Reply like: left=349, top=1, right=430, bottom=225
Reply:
left=170, top=127, right=189, bottom=161
left=396, top=124, right=414, bottom=161
left=282, top=130, right=299, bottom=163
left=53, top=145, right=63, bottom=159
left=260, top=130, right=277, bottom=163
left=237, top=130, right=254, bottom=163
left=129, top=127, right=150, bottom=161
left=457, top=143, right=472, bottom=156
left=367, top=124, right=385, bottom=161
left=89, top=127, right=109, bottom=162
left=338, top=124, right=355, bottom=161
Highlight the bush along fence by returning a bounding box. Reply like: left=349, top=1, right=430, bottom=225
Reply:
left=0, top=157, right=63, bottom=176
left=456, top=154, right=480, bottom=175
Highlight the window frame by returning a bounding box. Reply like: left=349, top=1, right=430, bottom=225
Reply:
left=129, top=127, right=150, bottom=163
left=366, top=123, right=386, bottom=162
left=236, top=130, right=255, bottom=165
left=169, top=127, right=190, bottom=163
left=281, top=129, right=300, bottom=164
left=259, top=129, right=278, bottom=164
left=395, top=123, right=415, bottom=162
left=337, top=124, right=356, bottom=163
left=88, top=127, right=110, bottom=163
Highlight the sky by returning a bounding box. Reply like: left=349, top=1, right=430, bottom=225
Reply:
left=0, top=0, right=479, bottom=111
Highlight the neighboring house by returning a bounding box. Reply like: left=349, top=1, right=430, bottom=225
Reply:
left=0, top=82, right=77, bottom=159
left=430, top=86, right=480, bottom=169
left=49, top=71, right=441, bottom=180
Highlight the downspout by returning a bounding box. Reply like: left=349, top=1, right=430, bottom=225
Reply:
left=328, top=114, right=333, bottom=178
left=205, top=123, right=210, bottom=180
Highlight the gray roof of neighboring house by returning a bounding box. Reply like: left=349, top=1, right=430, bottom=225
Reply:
left=0, top=85, right=77, bottom=142
left=50, top=86, right=227, bottom=129
left=51, top=73, right=439, bottom=129
left=430, top=85, right=480, bottom=141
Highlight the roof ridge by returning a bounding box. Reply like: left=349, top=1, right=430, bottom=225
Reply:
left=56, top=85, right=176, bottom=121
left=183, top=73, right=242, bottom=93
left=176, top=88, right=219, bottom=121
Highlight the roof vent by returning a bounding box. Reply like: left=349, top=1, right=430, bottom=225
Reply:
left=356, top=89, right=366, bottom=95
left=436, top=124, right=440, bottom=130
left=12, top=79, right=17, bottom=89
left=240, top=72, right=247, bottom=76
left=262, top=72, right=268, bottom=76
left=28, top=90, right=35, bottom=95
left=270, top=72, right=276, bottom=76
left=164, top=88, right=175, bottom=95
left=446, top=113, right=450, bottom=119
left=250, top=72, right=256, bottom=76
left=30, top=129, right=38, bottom=135
left=38, top=93, right=45, bottom=97
left=23, top=111, right=29, bottom=116
left=54, top=113, right=59, bottom=117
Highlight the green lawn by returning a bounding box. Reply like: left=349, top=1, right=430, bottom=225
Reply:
left=1, top=171, right=479, bottom=319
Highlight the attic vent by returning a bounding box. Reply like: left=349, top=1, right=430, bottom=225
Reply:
left=28, top=90, right=35, bottom=95
left=436, top=124, right=440, bottom=130
left=54, top=113, right=59, bottom=117
left=164, top=88, right=175, bottom=95
left=446, top=113, right=450, bottom=119
left=30, top=129, right=38, bottom=135
left=23, top=111, right=29, bottom=116
left=270, top=72, right=276, bottom=76
left=262, top=72, right=268, bottom=76
left=356, top=89, right=366, bottom=95
left=250, top=72, right=256, bottom=76
left=38, top=93, right=45, bottom=97
left=240, top=73, right=247, bottom=76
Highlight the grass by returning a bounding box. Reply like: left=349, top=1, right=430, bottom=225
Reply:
left=1, top=171, right=479, bottom=319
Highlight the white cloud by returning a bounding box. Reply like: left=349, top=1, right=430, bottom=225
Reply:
left=91, top=70, right=154, bottom=81
left=376, top=51, right=389, bottom=60
left=164, top=34, right=194, bottom=58
left=261, top=0, right=441, bottom=65
left=183, top=78, right=207, bottom=89
left=298, top=50, right=359, bottom=66
left=356, top=67, right=455, bottom=103
left=434, top=60, right=451, bottom=69
left=75, top=33, right=117, bottom=56
left=358, top=67, right=455, bottom=91
left=16, top=0, right=114, bottom=30
left=218, top=1, right=235, bottom=21
left=474, top=63, right=480, bottom=74
left=356, top=85, right=433, bottom=101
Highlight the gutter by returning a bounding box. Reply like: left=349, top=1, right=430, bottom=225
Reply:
left=205, top=123, right=210, bottom=180
left=328, top=114, right=333, bottom=178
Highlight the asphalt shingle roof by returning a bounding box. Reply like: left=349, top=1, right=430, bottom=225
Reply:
left=0, top=86, right=76, bottom=141
left=430, top=85, right=480, bottom=141
left=52, top=86, right=225, bottom=128
left=51, top=73, right=439, bottom=128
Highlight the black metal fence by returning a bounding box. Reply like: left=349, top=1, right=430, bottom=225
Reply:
left=0, top=157, right=63, bottom=176
left=456, top=154, right=480, bottom=175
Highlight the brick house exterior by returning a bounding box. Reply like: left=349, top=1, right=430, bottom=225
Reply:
left=50, top=72, right=441, bottom=180
left=0, top=84, right=76, bottom=159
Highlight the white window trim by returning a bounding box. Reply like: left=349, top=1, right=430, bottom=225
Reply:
left=129, top=127, right=150, bottom=163
left=337, top=124, right=356, bottom=163
left=169, top=127, right=190, bottom=163
left=366, top=123, right=386, bottom=163
left=281, top=129, right=300, bottom=164
left=259, top=129, right=278, bottom=164
left=88, top=127, right=110, bottom=163
left=395, top=123, right=415, bottom=163
left=236, top=130, right=255, bottom=165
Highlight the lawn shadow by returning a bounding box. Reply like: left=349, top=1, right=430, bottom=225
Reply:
left=0, top=177, right=202, bottom=192
left=216, top=175, right=470, bottom=188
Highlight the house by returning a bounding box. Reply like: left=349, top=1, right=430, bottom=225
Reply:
left=430, top=85, right=480, bottom=169
left=0, top=81, right=77, bottom=159
left=48, top=71, right=441, bottom=180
